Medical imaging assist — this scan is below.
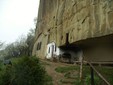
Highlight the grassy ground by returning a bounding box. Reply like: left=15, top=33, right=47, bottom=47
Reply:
left=54, top=64, right=113, bottom=85
left=1, top=58, right=113, bottom=85
left=55, top=66, right=79, bottom=73
left=95, top=66, right=113, bottom=84
left=55, top=65, right=81, bottom=85
left=55, top=66, right=80, bottom=85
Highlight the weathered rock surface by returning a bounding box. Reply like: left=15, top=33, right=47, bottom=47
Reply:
left=33, top=0, right=113, bottom=61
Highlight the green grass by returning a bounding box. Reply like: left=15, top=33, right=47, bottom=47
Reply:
left=82, top=65, right=113, bottom=85
left=55, top=66, right=79, bottom=73
left=95, top=66, right=113, bottom=84
left=55, top=65, right=113, bottom=85
left=84, top=75, right=101, bottom=85
left=2, top=58, right=112, bottom=85
left=64, top=72, right=79, bottom=79
left=60, top=79, right=75, bottom=84
left=64, top=72, right=73, bottom=79
left=74, top=78, right=84, bottom=85
left=55, top=65, right=80, bottom=85
left=45, top=74, right=53, bottom=85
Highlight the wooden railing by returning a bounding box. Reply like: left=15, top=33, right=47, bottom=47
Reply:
left=88, top=62, right=111, bottom=85
left=75, top=61, right=112, bottom=85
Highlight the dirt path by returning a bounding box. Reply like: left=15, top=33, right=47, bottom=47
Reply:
left=41, top=60, right=79, bottom=85
left=45, top=62, right=63, bottom=85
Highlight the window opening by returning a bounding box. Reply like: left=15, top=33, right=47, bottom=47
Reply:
left=37, top=43, right=39, bottom=50
left=55, top=45, right=57, bottom=52
left=48, top=47, right=50, bottom=53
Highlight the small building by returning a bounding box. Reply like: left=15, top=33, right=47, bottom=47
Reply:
left=46, top=42, right=82, bottom=62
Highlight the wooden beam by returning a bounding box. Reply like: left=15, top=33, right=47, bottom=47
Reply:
left=75, top=61, right=113, bottom=65
left=80, top=57, right=83, bottom=80
left=88, top=62, right=111, bottom=85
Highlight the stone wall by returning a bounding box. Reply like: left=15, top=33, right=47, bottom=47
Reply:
left=33, top=0, right=113, bottom=61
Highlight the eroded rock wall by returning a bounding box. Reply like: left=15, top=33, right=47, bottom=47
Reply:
left=33, top=0, right=113, bottom=59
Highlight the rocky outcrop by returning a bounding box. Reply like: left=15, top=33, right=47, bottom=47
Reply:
left=33, top=0, right=113, bottom=61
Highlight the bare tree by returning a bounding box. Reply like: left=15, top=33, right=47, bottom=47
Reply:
left=0, top=41, right=3, bottom=49
left=26, top=28, right=35, bottom=56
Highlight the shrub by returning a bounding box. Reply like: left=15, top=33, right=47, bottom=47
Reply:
left=11, top=56, right=47, bottom=85
left=0, top=56, right=49, bottom=85
left=0, top=65, right=12, bottom=85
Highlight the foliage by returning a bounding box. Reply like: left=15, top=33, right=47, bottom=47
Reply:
left=95, top=66, right=113, bottom=84
left=0, top=56, right=51, bottom=85
left=85, top=75, right=101, bottom=85
left=45, top=74, right=53, bottom=85
left=82, top=65, right=113, bottom=85
left=56, top=65, right=113, bottom=85
left=0, top=65, right=12, bottom=85
left=11, top=56, right=46, bottom=85
left=0, top=35, right=28, bottom=59
left=56, top=65, right=82, bottom=85
left=74, top=78, right=84, bottom=85
left=0, top=41, right=4, bottom=49
left=26, top=29, right=35, bottom=56
left=0, top=28, right=35, bottom=60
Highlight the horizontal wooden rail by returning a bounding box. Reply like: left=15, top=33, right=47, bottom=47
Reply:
left=75, top=61, right=113, bottom=65
left=88, top=62, right=111, bottom=85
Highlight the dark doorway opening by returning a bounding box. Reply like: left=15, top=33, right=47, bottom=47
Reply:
left=66, top=33, right=69, bottom=45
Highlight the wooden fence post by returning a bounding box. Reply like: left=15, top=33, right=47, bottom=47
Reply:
left=80, top=57, right=83, bottom=80
left=90, top=67, right=95, bottom=85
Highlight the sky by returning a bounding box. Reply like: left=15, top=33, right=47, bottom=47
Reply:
left=0, top=0, right=39, bottom=44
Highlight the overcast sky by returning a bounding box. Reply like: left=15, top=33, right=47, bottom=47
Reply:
left=0, top=0, right=39, bottom=44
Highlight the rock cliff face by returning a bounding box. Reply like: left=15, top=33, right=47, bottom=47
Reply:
left=33, top=0, right=113, bottom=61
